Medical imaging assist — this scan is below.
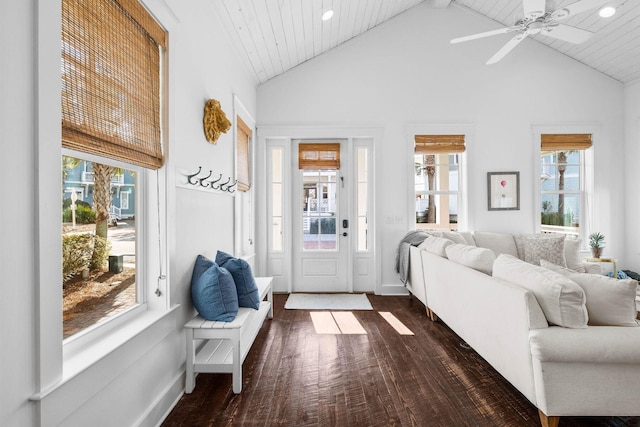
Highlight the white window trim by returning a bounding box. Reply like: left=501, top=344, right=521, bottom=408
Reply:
left=33, top=0, right=172, bottom=404
left=233, top=94, right=256, bottom=259
left=532, top=125, right=597, bottom=248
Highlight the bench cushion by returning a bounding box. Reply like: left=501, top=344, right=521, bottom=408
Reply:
left=216, top=251, right=260, bottom=310
left=191, top=254, right=239, bottom=321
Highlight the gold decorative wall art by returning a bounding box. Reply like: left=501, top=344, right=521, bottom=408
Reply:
left=203, top=99, right=231, bottom=144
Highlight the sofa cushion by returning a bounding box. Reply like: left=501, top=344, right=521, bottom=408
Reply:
left=540, top=259, right=639, bottom=327
left=445, top=244, right=495, bottom=275
left=458, top=231, right=476, bottom=246
left=563, top=238, right=586, bottom=273
left=493, top=254, right=588, bottom=328
left=418, top=236, right=454, bottom=257
left=473, top=231, right=518, bottom=258
left=515, top=234, right=566, bottom=266
left=438, top=231, right=467, bottom=245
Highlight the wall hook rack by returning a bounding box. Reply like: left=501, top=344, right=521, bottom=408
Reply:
left=178, top=166, right=236, bottom=195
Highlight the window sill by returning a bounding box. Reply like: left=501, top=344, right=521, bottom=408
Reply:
left=31, top=304, right=179, bottom=401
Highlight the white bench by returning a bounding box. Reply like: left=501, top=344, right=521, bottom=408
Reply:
left=185, top=277, right=273, bottom=394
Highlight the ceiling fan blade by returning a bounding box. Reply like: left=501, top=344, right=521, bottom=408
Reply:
left=551, top=0, right=603, bottom=20
left=523, top=0, right=546, bottom=19
left=486, top=33, right=528, bottom=65
left=542, top=23, right=594, bottom=43
left=450, top=27, right=518, bottom=44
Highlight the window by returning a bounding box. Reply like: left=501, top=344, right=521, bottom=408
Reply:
left=236, top=117, right=251, bottom=192
left=540, top=134, right=592, bottom=239
left=414, top=135, right=464, bottom=230
left=270, top=147, right=284, bottom=252
left=62, top=154, right=140, bottom=339
left=356, top=147, right=369, bottom=251
left=61, top=0, right=166, bottom=340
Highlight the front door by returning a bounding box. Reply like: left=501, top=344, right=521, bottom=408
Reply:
left=292, top=141, right=349, bottom=292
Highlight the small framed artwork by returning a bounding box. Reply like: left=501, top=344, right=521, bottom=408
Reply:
left=487, top=172, right=520, bottom=211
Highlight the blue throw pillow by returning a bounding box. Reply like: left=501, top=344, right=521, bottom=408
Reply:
left=190, top=255, right=238, bottom=321
left=215, top=250, right=260, bottom=310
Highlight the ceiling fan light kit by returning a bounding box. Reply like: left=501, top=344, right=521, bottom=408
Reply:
left=451, top=0, right=605, bottom=64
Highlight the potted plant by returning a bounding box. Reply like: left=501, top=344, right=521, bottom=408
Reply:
left=589, top=232, right=605, bottom=258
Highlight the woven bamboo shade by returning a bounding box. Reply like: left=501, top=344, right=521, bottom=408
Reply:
left=414, top=135, right=465, bottom=154
left=236, top=117, right=251, bottom=192
left=541, top=134, right=592, bottom=152
left=61, top=0, right=166, bottom=169
left=298, top=143, right=340, bottom=170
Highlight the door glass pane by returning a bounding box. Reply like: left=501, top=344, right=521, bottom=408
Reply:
left=302, top=170, right=337, bottom=251
left=357, top=147, right=368, bottom=251
left=270, top=148, right=283, bottom=252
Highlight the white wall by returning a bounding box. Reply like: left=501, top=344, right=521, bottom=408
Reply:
left=0, top=0, right=256, bottom=425
left=625, top=80, right=640, bottom=271
left=256, top=2, right=627, bottom=291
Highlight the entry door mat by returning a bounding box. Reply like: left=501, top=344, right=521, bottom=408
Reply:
left=284, top=293, right=373, bottom=310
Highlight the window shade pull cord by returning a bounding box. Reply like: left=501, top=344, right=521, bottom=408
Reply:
left=156, top=169, right=166, bottom=297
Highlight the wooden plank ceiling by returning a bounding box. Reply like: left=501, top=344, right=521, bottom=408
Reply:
left=211, top=0, right=640, bottom=85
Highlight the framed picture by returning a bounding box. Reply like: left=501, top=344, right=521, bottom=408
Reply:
left=487, top=172, right=520, bottom=211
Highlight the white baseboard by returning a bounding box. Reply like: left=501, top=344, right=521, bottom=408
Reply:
left=136, top=371, right=185, bottom=427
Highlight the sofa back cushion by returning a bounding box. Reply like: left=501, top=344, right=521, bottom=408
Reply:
left=540, top=260, right=639, bottom=327
left=493, top=254, right=588, bottom=328
left=473, top=231, right=518, bottom=258
left=445, top=244, right=495, bottom=275
left=418, top=236, right=454, bottom=258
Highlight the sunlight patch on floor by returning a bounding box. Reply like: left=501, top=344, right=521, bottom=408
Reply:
left=310, top=311, right=414, bottom=335
left=310, top=311, right=366, bottom=334
left=379, top=312, right=414, bottom=335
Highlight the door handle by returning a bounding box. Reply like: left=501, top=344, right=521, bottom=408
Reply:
left=342, top=232, right=348, bottom=237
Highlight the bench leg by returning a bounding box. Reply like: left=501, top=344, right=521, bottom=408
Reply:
left=185, top=330, right=196, bottom=393
left=267, top=286, right=273, bottom=319
left=232, top=334, right=242, bottom=393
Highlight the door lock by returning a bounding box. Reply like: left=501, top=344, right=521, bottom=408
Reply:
left=342, top=232, right=348, bottom=237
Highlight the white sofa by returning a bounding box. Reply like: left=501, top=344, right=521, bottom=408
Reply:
left=406, top=231, right=640, bottom=427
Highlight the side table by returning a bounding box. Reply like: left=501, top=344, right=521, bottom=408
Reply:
left=585, top=257, right=618, bottom=278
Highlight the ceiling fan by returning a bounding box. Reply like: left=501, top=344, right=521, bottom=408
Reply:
left=451, top=0, right=605, bottom=64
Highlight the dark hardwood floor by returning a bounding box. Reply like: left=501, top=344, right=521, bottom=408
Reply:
left=163, top=294, right=640, bottom=427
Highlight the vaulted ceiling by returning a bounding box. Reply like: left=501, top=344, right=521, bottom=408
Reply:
left=211, top=0, right=640, bottom=85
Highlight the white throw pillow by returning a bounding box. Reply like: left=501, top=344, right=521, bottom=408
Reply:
left=515, top=234, right=566, bottom=266
left=473, top=231, right=519, bottom=257
left=540, top=259, right=639, bottom=327
left=418, top=236, right=454, bottom=258
left=458, top=231, right=476, bottom=246
left=493, top=254, right=588, bottom=328
left=439, top=231, right=467, bottom=245
left=445, top=244, right=495, bottom=275
left=563, top=238, right=586, bottom=273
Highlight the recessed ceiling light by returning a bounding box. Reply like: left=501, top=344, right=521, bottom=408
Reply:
left=322, top=10, right=334, bottom=21
left=599, top=6, right=616, bottom=18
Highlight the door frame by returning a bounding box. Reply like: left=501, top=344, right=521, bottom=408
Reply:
left=292, top=139, right=350, bottom=293
left=256, top=126, right=381, bottom=294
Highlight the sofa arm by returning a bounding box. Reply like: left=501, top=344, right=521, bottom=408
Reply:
left=530, top=326, right=640, bottom=364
